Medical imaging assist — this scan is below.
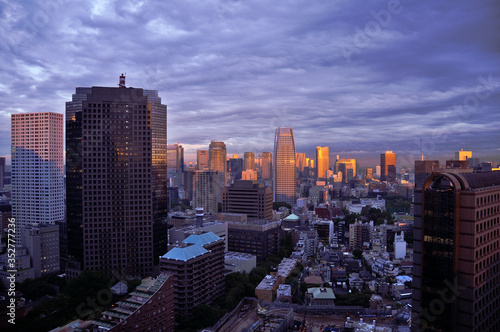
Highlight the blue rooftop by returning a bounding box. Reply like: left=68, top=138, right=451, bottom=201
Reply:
left=183, top=232, right=221, bottom=247
left=161, top=244, right=209, bottom=261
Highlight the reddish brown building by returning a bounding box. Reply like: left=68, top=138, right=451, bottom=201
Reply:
left=222, top=180, right=273, bottom=220
left=413, top=171, right=500, bottom=331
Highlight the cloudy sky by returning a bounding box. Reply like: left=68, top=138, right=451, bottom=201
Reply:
left=1, top=0, right=499, bottom=167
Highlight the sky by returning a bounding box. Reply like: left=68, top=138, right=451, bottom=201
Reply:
left=1, top=0, right=499, bottom=167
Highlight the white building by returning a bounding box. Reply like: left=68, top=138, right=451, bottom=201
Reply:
left=21, top=224, right=60, bottom=277
left=224, top=251, right=256, bottom=274
left=11, top=112, right=64, bottom=243
left=0, top=246, right=35, bottom=287
left=394, top=231, right=407, bottom=259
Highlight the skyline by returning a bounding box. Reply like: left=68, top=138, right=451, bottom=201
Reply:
left=1, top=0, right=500, bottom=166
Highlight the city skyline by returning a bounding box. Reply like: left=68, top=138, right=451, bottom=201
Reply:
left=1, top=1, right=499, bottom=166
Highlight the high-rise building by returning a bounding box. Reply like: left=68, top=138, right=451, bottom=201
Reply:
left=413, top=171, right=500, bottom=331
left=365, top=168, right=374, bottom=181
left=455, top=149, right=472, bottom=161
left=244, top=152, right=255, bottom=171
left=296, top=153, right=305, bottom=172
left=316, top=146, right=329, bottom=179
left=380, top=151, right=396, bottom=182
left=0, top=157, right=5, bottom=189
left=11, top=112, right=64, bottom=243
left=160, top=232, right=225, bottom=316
left=414, top=160, right=440, bottom=190
left=209, top=140, right=227, bottom=187
left=242, top=170, right=258, bottom=181
left=335, top=158, right=357, bottom=183
left=197, top=149, right=209, bottom=170
left=274, top=127, right=296, bottom=205
left=222, top=180, right=273, bottom=220
left=167, top=143, right=184, bottom=174
left=262, top=152, right=272, bottom=180
left=192, top=170, right=220, bottom=214
left=227, top=157, right=243, bottom=183
left=65, top=77, right=168, bottom=277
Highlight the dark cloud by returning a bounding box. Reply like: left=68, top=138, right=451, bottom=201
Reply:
left=1, top=0, right=499, bottom=166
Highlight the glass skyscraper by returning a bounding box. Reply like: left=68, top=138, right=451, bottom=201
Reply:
left=273, top=127, right=296, bottom=205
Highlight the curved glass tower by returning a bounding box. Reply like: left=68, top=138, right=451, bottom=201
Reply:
left=273, top=127, right=296, bottom=205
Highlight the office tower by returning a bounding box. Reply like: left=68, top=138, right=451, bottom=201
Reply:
left=316, top=146, right=329, bottom=179
left=242, top=170, right=258, bottom=181
left=414, top=160, right=440, bottom=190
left=227, top=157, right=243, bottom=182
left=335, top=158, right=357, bottom=183
left=11, top=112, right=64, bottom=243
left=413, top=171, right=500, bottom=331
left=380, top=151, right=396, bottom=182
left=365, top=168, right=374, bottom=180
left=21, top=224, right=60, bottom=277
left=227, top=221, right=283, bottom=261
left=0, top=157, right=4, bottom=189
left=375, top=165, right=381, bottom=177
left=244, top=152, right=255, bottom=171
left=167, top=143, right=184, bottom=174
left=222, top=180, right=273, bottom=220
left=66, top=78, right=167, bottom=277
left=192, top=170, right=219, bottom=214
left=197, top=149, right=209, bottom=170
left=273, top=127, right=296, bottom=205
left=209, top=140, right=227, bottom=185
left=262, top=152, right=272, bottom=180
left=455, top=149, right=472, bottom=161
left=160, top=232, right=225, bottom=316
left=295, top=153, right=305, bottom=172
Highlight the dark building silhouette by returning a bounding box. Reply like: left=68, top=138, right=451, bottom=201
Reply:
left=414, top=160, right=440, bottom=190
left=222, top=180, right=273, bottom=220
left=413, top=171, right=500, bottom=331
left=65, top=77, right=168, bottom=277
left=228, top=221, right=283, bottom=261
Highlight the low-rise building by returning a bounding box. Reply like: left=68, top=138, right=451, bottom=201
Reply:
left=255, top=275, right=280, bottom=302
left=306, top=287, right=336, bottom=306
left=276, top=284, right=292, bottom=302
left=224, top=251, right=257, bottom=274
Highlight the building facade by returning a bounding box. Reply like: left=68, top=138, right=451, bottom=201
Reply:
left=197, top=149, right=209, bottom=170
left=11, top=112, right=64, bottom=242
left=222, top=180, right=273, bottom=220
left=192, top=170, right=220, bottom=214
left=316, top=146, right=329, bottom=179
left=274, top=127, right=296, bottom=205
left=261, top=152, right=272, bottom=180
left=244, top=152, right=255, bottom=171
left=66, top=79, right=167, bottom=277
left=380, top=151, right=396, bottom=183
left=160, top=232, right=225, bottom=316
left=227, top=221, right=283, bottom=261
left=209, top=140, right=227, bottom=184
left=412, top=171, right=500, bottom=331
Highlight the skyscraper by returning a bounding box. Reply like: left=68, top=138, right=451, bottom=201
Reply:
left=413, top=171, right=500, bottom=331
left=316, top=146, right=329, bottom=179
left=262, top=152, right=272, bottom=180
left=455, top=149, right=472, bottom=161
left=65, top=77, right=167, bottom=277
left=11, top=112, right=64, bottom=242
left=209, top=140, right=227, bottom=184
left=380, top=151, right=396, bottom=182
left=244, top=152, right=255, bottom=171
left=335, top=158, right=357, bottom=183
left=167, top=143, right=184, bottom=174
left=197, top=149, right=209, bottom=170
left=0, top=157, right=5, bottom=189
left=192, top=170, right=220, bottom=214
left=296, top=153, right=306, bottom=172
left=273, top=127, right=296, bottom=205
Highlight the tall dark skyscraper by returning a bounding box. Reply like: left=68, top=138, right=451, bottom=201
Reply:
left=413, top=171, right=500, bottom=331
left=65, top=76, right=168, bottom=277
left=380, top=151, right=396, bottom=182
left=273, top=127, right=296, bottom=205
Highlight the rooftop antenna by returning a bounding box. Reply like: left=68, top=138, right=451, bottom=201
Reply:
left=119, top=73, right=126, bottom=88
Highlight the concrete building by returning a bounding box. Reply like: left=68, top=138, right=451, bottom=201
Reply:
left=306, top=288, right=336, bottom=306
left=227, top=220, right=283, bottom=261
left=65, top=78, right=168, bottom=277
left=274, top=127, right=296, bottom=205
left=296, top=153, right=306, bottom=173
left=314, top=220, right=334, bottom=245
left=168, top=220, right=228, bottom=251
left=192, top=170, right=220, bottom=214
left=222, top=180, right=273, bottom=220
left=335, top=158, right=357, bottom=183
left=224, top=251, right=257, bottom=274
left=255, top=275, right=280, bottom=302
left=11, top=112, right=64, bottom=243
left=414, top=160, right=440, bottom=190
left=455, top=149, right=472, bottom=161
left=413, top=171, right=500, bottom=332
left=276, top=284, right=292, bottom=302
left=93, top=273, right=174, bottom=331
left=209, top=140, right=227, bottom=185
left=0, top=247, right=34, bottom=287
left=160, top=232, right=225, bottom=316
left=21, top=224, right=60, bottom=277
left=394, top=231, right=407, bottom=259
left=242, top=170, right=258, bottom=181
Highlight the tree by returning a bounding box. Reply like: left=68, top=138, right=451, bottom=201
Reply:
left=352, top=248, right=363, bottom=260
